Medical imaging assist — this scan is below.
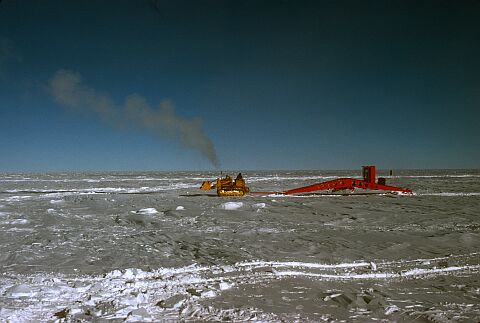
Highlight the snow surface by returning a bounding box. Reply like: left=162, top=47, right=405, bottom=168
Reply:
left=135, top=208, right=159, bottom=215
left=1, top=258, right=479, bottom=321
left=219, top=202, right=244, bottom=210
left=1, top=169, right=479, bottom=321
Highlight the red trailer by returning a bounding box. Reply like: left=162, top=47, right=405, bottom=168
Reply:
left=282, top=166, right=412, bottom=195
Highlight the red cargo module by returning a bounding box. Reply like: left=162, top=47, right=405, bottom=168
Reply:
left=282, top=166, right=412, bottom=195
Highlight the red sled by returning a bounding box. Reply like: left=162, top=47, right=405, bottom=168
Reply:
left=283, top=166, right=412, bottom=195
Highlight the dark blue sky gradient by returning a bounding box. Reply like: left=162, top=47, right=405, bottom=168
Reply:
left=0, top=0, right=479, bottom=171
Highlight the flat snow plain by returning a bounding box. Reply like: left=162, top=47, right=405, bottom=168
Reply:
left=1, top=170, right=479, bottom=321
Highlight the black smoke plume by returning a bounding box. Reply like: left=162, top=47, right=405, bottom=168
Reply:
left=48, top=69, right=220, bottom=167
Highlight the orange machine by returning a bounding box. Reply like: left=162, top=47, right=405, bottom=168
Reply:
left=200, top=173, right=250, bottom=197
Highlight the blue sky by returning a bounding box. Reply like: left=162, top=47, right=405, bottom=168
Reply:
left=0, top=0, right=479, bottom=171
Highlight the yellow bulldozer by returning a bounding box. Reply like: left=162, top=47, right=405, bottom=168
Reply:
left=200, top=173, right=250, bottom=197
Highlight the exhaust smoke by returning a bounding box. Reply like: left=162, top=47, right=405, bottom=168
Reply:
left=48, top=69, right=220, bottom=168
